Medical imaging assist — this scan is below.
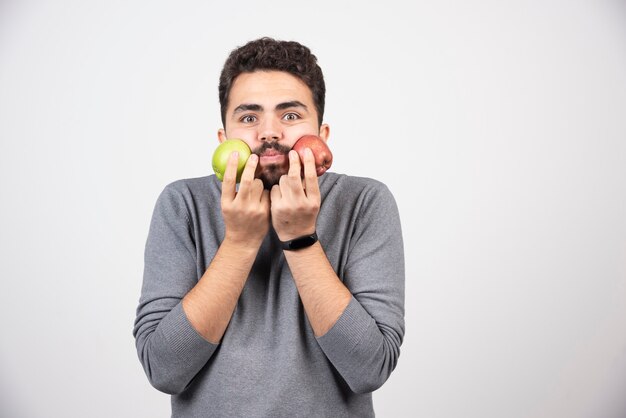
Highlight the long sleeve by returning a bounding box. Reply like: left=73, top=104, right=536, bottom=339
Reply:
left=316, top=180, right=405, bottom=394
left=133, top=183, right=219, bottom=395
left=132, top=174, right=402, bottom=416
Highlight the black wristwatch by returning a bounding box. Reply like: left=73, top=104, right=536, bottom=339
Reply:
left=279, top=232, right=318, bottom=251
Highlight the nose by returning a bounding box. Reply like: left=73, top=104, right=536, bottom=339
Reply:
left=258, top=117, right=283, bottom=142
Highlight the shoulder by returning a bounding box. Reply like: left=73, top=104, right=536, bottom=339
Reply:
left=157, top=175, right=221, bottom=204
left=162, top=175, right=219, bottom=197
left=320, top=172, right=395, bottom=202
left=154, top=175, right=221, bottom=216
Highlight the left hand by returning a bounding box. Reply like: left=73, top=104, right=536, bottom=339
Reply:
left=270, top=148, right=320, bottom=241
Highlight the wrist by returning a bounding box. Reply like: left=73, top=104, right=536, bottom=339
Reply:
left=222, top=232, right=265, bottom=252
left=275, top=226, right=316, bottom=243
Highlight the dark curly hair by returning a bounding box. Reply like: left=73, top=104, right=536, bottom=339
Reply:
left=218, top=37, right=326, bottom=127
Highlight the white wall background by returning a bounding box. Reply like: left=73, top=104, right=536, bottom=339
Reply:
left=1, top=1, right=625, bottom=417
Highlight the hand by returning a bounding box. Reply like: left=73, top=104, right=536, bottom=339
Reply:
left=221, top=152, right=270, bottom=247
left=270, top=149, right=320, bottom=241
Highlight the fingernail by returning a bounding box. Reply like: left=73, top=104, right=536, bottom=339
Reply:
left=249, top=154, right=258, bottom=162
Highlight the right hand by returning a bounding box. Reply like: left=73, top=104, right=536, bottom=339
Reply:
left=220, top=152, right=270, bottom=247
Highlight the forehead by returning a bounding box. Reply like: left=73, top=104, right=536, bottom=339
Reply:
left=227, top=71, right=314, bottom=111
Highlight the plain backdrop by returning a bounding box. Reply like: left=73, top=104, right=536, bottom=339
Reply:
left=1, top=1, right=625, bottom=417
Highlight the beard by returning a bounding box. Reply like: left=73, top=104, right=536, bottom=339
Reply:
left=257, top=165, right=285, bottom=190
left=253, top=142, right=292, bottom=189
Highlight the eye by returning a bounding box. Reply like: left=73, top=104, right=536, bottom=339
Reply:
left=283, top=112, right=300, bottom=121
left=240, top=115, right=257, bottom=123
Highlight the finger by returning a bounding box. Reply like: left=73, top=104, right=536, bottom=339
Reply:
left=270, top=183, right=282, bottom=203
left=221, top=151, right=239, bottom=202
left=302, top=148, right=320, bottom=199
left=271, top=183, right=282, bottom=199
left=278, top=171, right=297, bottom=201
left=251, top=178, right=265, bottom=201
left=238, top=154, right=258, bottom=191
left=287, top=150, right=301, bottom=179
left=261, top=189, right=270, bottom=208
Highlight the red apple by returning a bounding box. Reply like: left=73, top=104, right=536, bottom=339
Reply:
left=292, top=135, right=333, bottom=176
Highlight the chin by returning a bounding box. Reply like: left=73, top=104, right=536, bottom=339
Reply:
left=258, top=164, right=287, bottom=190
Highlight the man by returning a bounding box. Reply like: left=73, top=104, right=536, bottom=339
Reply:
left=134, top=37, right=405, bottom=418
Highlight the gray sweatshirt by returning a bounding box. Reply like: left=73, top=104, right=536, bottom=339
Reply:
left=133, top=172, right=405, bottom=418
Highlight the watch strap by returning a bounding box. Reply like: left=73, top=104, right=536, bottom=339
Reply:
left=280, top=232, right=318, bottom=251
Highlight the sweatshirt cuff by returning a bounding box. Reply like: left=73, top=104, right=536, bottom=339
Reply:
left=159, top=302, right=219, bottom=363
left=316, top=297, right=378, bottom=363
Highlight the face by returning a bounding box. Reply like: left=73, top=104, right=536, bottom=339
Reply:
left=218, top=70, right=329, bottom=189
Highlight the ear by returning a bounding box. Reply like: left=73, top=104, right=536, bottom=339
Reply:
left=318, top=123, right=330, bottom=142
left=217, top=128, right=227, bottom=143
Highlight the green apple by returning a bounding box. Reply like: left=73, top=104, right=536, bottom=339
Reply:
left=212, top=139, right=252, bottom=182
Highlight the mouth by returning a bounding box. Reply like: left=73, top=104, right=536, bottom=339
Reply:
left=259, top=151, right=287, bottom=165
left=253, top=141, right=291, bottom=167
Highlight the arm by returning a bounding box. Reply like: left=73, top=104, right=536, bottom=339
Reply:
left=282, top=242, right=351, bottom=336
left=133, top=153, right=269, bottom=394
left=182, top=153, right=269, bottom=343
left=271, top=150, right=405, bottom=393
left=315, top=188, right=405, bottom=394
left=271, top=150, right=352, bottom=336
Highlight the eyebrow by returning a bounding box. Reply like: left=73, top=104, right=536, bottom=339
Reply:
left=275, top=101, right=308, bottom=111
left=232, top=103, right=262, bottom=114
left=232, top=101, right=308, bottom=115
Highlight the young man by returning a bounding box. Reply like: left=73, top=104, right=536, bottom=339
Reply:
left=134, top=38, right=405, bottom=417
